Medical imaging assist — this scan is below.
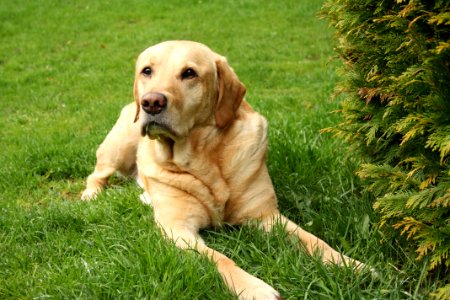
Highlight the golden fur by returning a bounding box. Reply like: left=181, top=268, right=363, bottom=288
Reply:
left=82, top=41, right=365, bottom=300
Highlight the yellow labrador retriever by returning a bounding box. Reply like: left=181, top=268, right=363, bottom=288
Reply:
left=82, top=40, right=365, bottom=300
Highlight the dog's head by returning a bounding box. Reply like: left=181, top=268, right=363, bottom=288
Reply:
left=133, top=41, right=246, bottom=142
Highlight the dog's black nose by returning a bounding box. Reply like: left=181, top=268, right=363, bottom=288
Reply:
left=141, top=92, right=167, bottom=115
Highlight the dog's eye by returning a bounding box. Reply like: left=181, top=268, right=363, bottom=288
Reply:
left=181, top=68, right=197, bottom=80
left=141, top=67, right=152, bottom=76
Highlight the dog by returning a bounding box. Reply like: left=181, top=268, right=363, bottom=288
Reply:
left=81, top=40, right=366, bottom=300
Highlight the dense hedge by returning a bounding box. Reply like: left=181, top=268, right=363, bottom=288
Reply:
left=321, top=0, right=450, bottom=297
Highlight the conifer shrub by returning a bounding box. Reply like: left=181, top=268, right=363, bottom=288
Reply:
left=321, top=0, right=450, bottom=297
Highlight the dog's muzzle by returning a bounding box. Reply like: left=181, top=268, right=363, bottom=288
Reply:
left=139, top=92, right=177, bottom=140
left=141, top=92, right=167, bottom=116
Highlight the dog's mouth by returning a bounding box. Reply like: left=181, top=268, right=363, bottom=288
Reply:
left=141, top=121, right=177, bottom=141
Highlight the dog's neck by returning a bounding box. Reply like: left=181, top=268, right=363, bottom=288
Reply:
left=148, top=125, right=220, bottom=169
left=156, top=136, right=175, bottom=156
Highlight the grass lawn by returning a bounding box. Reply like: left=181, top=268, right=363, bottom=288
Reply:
left=0, top=0, right=442, bottom=299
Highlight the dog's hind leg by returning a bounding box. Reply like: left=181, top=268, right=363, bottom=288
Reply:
left=81, top=103, right=140, bottom=200
left=81, top=162, right=118, bottom=200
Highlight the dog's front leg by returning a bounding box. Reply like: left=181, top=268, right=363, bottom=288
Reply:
left=259, top=212, right=366, bottom=270
left=156, top=221, right=281, bottom=300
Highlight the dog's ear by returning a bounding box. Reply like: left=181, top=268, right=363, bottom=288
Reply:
left=215, top=57, right=246, bottom=128
left=133, top=76, right=140, bottom=123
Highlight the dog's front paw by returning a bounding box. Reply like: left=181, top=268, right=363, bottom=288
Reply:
left=335, top=255, right=379, bottom=279
left=236, top=276, right=281, bottom=300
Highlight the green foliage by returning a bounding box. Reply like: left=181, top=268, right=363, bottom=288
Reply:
left=322, top=0, right=450, bottom=297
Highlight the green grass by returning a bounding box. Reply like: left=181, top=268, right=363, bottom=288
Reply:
left=0, top=0, right=442, bottom=299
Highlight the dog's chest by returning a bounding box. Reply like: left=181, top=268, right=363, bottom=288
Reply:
left=137, top=113, right=269, bottom=225
left=137, top=138, right=231, bottom=223
left=172, top=141, right=231, bottom=207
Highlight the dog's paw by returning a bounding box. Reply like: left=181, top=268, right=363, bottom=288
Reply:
left=81, top=189, right=99, bottom=201
left=334, top=255, right=379, bottom=279
left=353, top=262, right=380, bottom=280
left=236, top=277, right=281, bottom=300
